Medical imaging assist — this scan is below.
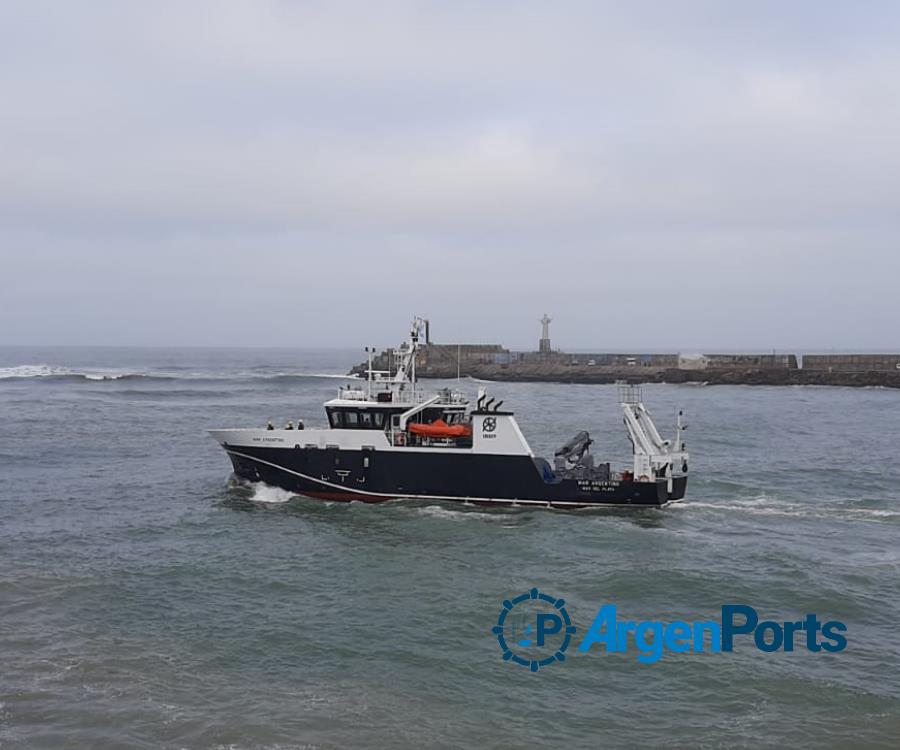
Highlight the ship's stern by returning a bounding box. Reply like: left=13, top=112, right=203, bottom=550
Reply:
left=668, top=474, right=688, bottom=501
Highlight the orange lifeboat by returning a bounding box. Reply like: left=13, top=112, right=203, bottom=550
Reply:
left=407, top=419, right=472, bottom=439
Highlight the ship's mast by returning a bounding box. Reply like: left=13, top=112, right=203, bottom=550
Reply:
left=391, top=316, right=427, bottom=389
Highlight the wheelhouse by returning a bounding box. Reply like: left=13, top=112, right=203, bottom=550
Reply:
left=324, top=402, right=469, bottom=431
left=322, top=331, right=473, bottom=446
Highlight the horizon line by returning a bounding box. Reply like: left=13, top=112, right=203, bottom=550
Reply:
left=2, top=343, right=900, bottom=355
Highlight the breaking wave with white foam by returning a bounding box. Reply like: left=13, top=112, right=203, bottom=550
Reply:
left=248, top=482, right=299, bottom=504
left=0, top=364, right=357, bottom=383
left=0, top=365, right=139, bottom=381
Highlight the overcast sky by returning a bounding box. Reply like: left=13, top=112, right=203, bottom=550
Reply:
left=2, top=1, right=899, bottom=351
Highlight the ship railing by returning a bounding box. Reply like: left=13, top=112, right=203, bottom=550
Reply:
left=390, top=430, right=471, bottom=448
left=339, top=387, right=369, bottom=401
left=391, top=390, right=469, bottom=406
left=617, top=382, right=642, bottom=405
left=338, top=385, right=469, bottom=407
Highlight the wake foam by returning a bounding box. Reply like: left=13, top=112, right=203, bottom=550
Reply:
left=674, top=496, right=900, bottom=521
left=416, top=504, right=508, bottom=521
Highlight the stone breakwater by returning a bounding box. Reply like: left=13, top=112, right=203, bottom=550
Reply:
left=350, top=361, right=900, bottom=388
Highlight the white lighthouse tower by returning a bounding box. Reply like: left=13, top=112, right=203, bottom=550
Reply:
left=539, top=314, right=552, bottom=354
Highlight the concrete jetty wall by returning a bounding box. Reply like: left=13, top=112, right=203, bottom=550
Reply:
left=703, top=354, right=798, bottom=370
left=352, top=343, right=900, bottom=388
left=414, top=347, right=799, bottom=372
left=802, top=354, right=900, bottom=372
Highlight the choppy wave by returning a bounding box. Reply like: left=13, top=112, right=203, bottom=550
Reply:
left=0, top=365, right=147, bottom=381
left=0, top=364, right=357, bottom=383
left=267, top=373, right=359, bottom=382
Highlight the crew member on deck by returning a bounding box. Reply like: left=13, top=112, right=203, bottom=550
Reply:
left=267, top=421, right=274, bottom=430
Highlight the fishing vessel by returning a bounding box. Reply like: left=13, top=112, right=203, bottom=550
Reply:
left=209, top=318, right=689, bottom=508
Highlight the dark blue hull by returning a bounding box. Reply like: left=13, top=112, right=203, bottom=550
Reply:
left=223, top=444, right=688, bottom=508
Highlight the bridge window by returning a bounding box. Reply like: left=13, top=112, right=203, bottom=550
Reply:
left=328, top=407, right=394, bottom=429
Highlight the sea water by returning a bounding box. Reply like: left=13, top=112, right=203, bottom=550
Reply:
left=1, top=346, right=898, bottom=748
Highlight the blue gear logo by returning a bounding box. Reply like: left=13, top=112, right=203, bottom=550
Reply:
left=492, top=587, right=576, bottom=671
